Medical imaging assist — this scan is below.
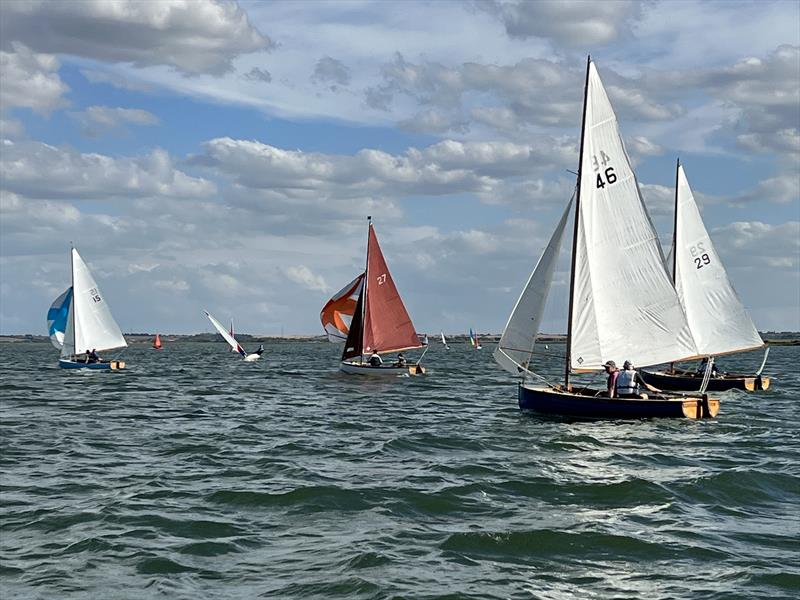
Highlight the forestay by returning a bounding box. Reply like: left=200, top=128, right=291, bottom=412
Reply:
left=494, top=194, right=573, bottom=375
left=672, top=164, right=763, bottom=355
left=321, top=273, right=364, bottom=342
left=62, top=249, right=127, bottom=358
left=47, top=287, right=72, bottom=349
left=570, top=62, right=698, bottom=371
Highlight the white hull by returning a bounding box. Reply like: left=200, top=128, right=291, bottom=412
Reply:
left=339, top=361, right=425, bottom=376
left=243, top=353, right=261, bottom=362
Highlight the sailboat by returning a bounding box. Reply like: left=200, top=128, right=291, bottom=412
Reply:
left=49, top=247, right=127, bottom=370
left=336, top=217, right=426, bottom=376
left=469, top=328, right=482, bottom=350
left=639, top=161, right=770, bottom=391
left=441, top=331, right=450, bottom=350
left=152, top=333, right=162, bottom=350
left=204, top=310, right=264, bottom=361
left=493, top=57, right=717, bottom=419
left=228, top=319, right=235, bottom=352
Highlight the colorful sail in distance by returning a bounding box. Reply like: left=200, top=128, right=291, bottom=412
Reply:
left=362, top=223, right=423, bottom=355
left=153, top=333, right=162, bottom=349
left=47, top=287, right=72, bottom=349
left=321, top=273, right=364, bottom=342
left=469, top=328, right=482, bottom=349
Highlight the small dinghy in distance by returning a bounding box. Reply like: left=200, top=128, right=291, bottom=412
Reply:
left=204, top=311, right=263, bottom=362
left=639, top=161, right=770, bottom=392
left=333, top=217, right=426, bottom=376
left=152, top=333, right=162, bottom=350
left=469, top=328, right=482, bottom=350
left=50, top=247, right=127, bottom=370
left=493, top=57, right=717, bottom=420
left=441, top=331, right=450, bottom=350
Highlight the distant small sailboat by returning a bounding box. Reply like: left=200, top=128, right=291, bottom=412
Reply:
left=204, top=310, right=264, bottom=362
left=50, top=247, right=127, bottom=370
left=639, top=160, right=770, bottom=392
left=228, top=319, right=235, bottom=352
left=440, top=331, right=450, bottom=350
left=418, top=333, right=429, bottom=346
left=152, top=333, right=162, bottom=350
left=469, top=328, right=482, bottom=350
left=334, top=217, right=426, bottom=376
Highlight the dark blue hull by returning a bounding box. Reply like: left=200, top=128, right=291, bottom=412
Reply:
left=639, top=369, right=769, bottom=392
left=518, top=384, right=718, bottom=420
left=58, top=359, right=125, bottom=370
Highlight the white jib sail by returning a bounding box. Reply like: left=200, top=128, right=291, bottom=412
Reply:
left=570, top=61, right=698, bottom=371
left=673, top=164, right=763, bottom=355
left=205, top=310, right=244, bottom=354
left=61, top=249, right=127, bottom=358
left=494, top=193, right=574, bottom=375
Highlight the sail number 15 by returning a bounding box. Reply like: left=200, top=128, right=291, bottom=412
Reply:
left=591, top=151, right=616, bottom=189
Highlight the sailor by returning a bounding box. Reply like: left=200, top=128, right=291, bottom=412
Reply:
left=696, top=357, right=719, bottom=377
left=87, top=348, right=100, bottom=363
left=616, top=360, right=660, bottom=397
left=368, top=350, right=383, bottom=367
left=253, top=344, right=264, bottom=356
left=603, top=360, right=619, bottom=397
left=394, top=352, right=407, bottom=367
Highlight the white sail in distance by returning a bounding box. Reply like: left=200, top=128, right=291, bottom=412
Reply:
left=569, top=61, right=698, bottom=371
left=205, top=310, right=245, bottom=355
left=62, top=249, right=127, bottom=358
left=495, top=194, right=573, bottom=375
left=672, top=164, right=763, bottom=356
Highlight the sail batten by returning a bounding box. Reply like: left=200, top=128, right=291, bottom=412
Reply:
left=672, top=165, right=763, bottom=356
left=569, top=61, right=698, bottom=371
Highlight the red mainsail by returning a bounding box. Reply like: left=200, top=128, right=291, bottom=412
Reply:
left=362, top=223, right=422, bottom=355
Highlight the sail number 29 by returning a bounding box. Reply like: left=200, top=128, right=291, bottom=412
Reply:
left=591, top=151, right=616, bottom=189
left=690, top=243, right=712, bottom=269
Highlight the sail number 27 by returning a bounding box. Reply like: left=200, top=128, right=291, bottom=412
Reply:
left=592, top=151, right=616, bottom=189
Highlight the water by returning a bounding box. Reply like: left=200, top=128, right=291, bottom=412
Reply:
left=1, top=341, right=799, bottom=599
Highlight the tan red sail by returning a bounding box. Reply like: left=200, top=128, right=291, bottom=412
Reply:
left=362, top=224, right=422, bottom=355
left=320, top=273, right=364, bottom=342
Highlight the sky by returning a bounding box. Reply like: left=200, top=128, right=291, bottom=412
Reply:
left=0, top=0, right=798, bottom=336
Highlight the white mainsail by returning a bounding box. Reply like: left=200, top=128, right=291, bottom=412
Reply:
left=204, top=310, right=245, bottom=355
left=672, top=164, right=763, bottom=356
left=569, top=61, right=698, bottom=371
left=440, top=331, right=449, bottom=348
left=494, top=193, right=573, bottom=375
left=61, top=248, right=127, bottom=358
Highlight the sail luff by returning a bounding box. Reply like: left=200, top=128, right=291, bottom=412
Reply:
left=565, top=55, right=592, bottom=387
left=205, top=310, right=245, bottom=355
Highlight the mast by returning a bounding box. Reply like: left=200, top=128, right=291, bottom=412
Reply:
left=672, top=157, right=679, bottom=286
left=564, top=55, right=591, bottom=389
left=361, top=216, right=371, bottom=364
left=69, top=243, right=76, bottom=358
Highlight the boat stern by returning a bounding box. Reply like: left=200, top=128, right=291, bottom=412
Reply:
left=680, top=396, right=720, bottom=419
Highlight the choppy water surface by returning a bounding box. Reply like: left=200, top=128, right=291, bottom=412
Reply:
left=1, top=341, right=799, bottom=599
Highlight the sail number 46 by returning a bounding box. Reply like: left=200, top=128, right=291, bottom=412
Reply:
left=592, top=151, right=616, bottom=189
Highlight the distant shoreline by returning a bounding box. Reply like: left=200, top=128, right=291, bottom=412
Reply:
left=3, top=333, right=799, bottom=345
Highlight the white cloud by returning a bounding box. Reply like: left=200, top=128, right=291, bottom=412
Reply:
left=0, top=42, right=68, bottom=113
left=0, top=0, right=272, bottom=75
left=284, top=265, right=329, bottom=292
left=69, top=105, right=160, bottom=138
left=0, top=141, right=216, bottom=200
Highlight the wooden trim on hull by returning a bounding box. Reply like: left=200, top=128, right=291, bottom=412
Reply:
left=58, top=359, right=126, bottom=370
left=518, top=384, right=719, bottom=420
left=639, top=369, right=769, bottom=392
left=339, top=361, right=425, bottom=377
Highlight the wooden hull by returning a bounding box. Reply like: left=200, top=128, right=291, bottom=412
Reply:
left=518, top=384, right=719, bottom=420
left=639, top=369, right=770, bottom=392
left=58, top=359, right=126, bottom=370
left=339, top=361, right=425, bottom=376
